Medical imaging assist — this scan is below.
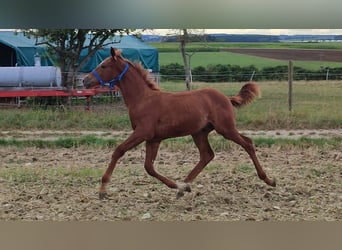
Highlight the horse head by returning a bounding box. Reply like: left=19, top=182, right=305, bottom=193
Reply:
left=83, top=47, right=129, bottom=89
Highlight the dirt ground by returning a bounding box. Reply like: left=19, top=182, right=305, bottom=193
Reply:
left=0, top=130, right=341, bottom=221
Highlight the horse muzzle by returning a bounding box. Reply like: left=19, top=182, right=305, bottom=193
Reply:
left=82, top=75, right=96, bottom=89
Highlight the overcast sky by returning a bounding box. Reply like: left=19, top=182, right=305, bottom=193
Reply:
left=145, top=29, right=342, bottom=36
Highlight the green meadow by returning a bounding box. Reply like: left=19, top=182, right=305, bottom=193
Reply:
left=150, top=42, right=342, bottom=70
left=0, top=81, right=341, bottom=130
left=158, top=52, right=342, bottom=70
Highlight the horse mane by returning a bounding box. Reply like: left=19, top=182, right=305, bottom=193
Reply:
left=131, top=61, right=160, bottom=91
left=116, top=49, right=159, bottom=91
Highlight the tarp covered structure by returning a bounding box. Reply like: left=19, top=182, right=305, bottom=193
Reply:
left=79, top=35, right=159, bottom=72
left=0, top=31, right=159, bottom=72
left=0, top=31, right=54, bottom=67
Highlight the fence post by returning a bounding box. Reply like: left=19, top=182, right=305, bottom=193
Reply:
left=250, top=70, right=255, bottom=81
left=288, top=60, right=293, bottom=112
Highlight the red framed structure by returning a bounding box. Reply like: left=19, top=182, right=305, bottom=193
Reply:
left=0, top=87, right=115, bottom=98
left=0, top=87, right=120, bottom=109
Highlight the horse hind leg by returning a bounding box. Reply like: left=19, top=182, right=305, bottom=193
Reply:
left=177, top=130, right=215, bottom=198
left=220, top=128, right=276, bottom=187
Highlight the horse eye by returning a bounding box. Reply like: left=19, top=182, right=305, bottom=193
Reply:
left=100, top=65, right=106, bottom=69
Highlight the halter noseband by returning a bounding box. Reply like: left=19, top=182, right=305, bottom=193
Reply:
left=91, top=62, right=129, bottom=89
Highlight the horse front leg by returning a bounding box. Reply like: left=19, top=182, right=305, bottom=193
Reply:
left=99, top=132, right=145, bottom=199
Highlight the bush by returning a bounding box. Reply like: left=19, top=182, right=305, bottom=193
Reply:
left=160, top=63, right=185, bottom=81
left=160, top=63, right=342, bottom=82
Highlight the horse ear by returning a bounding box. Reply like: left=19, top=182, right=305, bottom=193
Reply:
left=110, top=47, right=118, bottom=61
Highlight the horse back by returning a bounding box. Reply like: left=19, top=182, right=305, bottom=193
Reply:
left=134, top=89, right=233, bottom=139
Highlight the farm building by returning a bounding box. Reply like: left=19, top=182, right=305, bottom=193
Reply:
left=0, top=31, right=159, bottom=72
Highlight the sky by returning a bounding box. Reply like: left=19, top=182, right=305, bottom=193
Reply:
left=144, top=29, right=342, bottom=36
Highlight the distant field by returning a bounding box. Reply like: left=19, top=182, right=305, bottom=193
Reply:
left=158, top=52, right=342, bottom=70
left=150, top=42, right=342, bottom=70
left=148, top=42, right=342, bottom=51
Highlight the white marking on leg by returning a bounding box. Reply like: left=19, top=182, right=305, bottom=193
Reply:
left=176, top=182, right=190, bottom=192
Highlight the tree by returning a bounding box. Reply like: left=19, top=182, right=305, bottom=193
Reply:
left=173, top=29, right=205, bottom=91
left=23, top=29, right=134, bottom=88
left=179, top=29, right=191, bottom=91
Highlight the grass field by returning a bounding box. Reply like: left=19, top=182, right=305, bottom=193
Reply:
left=150, top=42, right=342, bottom=70
left=0, top=81, right=341, bottom=130
left=158, top=52, right=342, bottom=70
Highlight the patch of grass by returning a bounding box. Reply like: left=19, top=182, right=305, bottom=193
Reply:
left=0, top=135, right=121, bottom=148
left=235, top=164, right=254, bottom=173
left=0, top=109, right=130, bottom=130
left=0, top=167, right=103, bottom=186
left=253, top=137, right=342, bottom=148
left=310, top=169, right=323, bottom=177
left=1, top=168, right=40, bottom=183
left=0, top=135, right=340, bottom=150
left=204, top=164, right=223, bottom=173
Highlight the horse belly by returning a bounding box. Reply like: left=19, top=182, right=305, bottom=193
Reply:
left=155, top=108, right=208, bottom=138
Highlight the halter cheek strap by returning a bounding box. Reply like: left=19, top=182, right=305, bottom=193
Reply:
left=92, top=62, right=129, bottom=89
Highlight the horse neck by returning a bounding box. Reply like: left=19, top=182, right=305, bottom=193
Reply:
left=117, top=67, right=154, bottom=108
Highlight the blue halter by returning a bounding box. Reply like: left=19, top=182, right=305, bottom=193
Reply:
left=91, top=62, right=129, bottom=89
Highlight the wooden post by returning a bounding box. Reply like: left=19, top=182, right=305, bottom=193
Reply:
left=288, top=60, right=293, bottom=112
left=250, top=70, right=255, bottom=81
left=85, top=96, right=91, bottom=111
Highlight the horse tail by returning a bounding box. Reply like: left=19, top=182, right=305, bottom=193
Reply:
left=230, top=82, right=260, bottom=108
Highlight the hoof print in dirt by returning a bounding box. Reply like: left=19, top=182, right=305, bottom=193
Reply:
left=99, top=192, right=109, bottom=200
left=176, top=191, right=185, bottom=199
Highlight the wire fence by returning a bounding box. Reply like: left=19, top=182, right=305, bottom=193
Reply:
left=159, top=71, right=342, bottom=82
left=2, top=69, right=341, bottom=114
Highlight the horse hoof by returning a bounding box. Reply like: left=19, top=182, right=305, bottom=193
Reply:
left=175, top=182, right=192, bottom=199
left=176, top=182, right=191, bottom=192
left=265, top=177, right=276, bottom=187
left=99, top=192, right=108, bottom=200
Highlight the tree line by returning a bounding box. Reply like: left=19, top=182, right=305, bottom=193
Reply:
left=160, top=63, right=342, bottom=82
